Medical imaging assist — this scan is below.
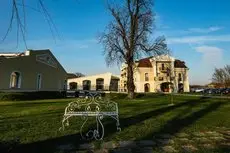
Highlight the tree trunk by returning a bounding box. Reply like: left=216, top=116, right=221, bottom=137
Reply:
left=127, top=61, right=135, bottom=99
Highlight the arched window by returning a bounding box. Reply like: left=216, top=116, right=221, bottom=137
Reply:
left=144, top=83, right=150, bottom=92
left=10, top=71, right=21, bottom=88
left=69, top=82, right=78, bottom=90
left=96, top=78, right=104, bottom=91
left=83, top=80, right=91, bottom=90
left=145, top=73, right=149, bottom=81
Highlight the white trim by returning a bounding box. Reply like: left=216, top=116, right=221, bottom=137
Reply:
left=36, top=54, right=57, bottom=68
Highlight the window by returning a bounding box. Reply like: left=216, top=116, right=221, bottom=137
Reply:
left=63, top=80, right=67, bottom=90
left=124, top=84, right=127, bottom=92
left=145, top=73, right=149, bottom=81
left=96, top=78, right=104, bottom=91
left=178, top=73, right=182, bottom=81
left=167, top=68, right=170, bottom=77
left=69, top=82, right=77, bottom=90
left=37, top=74, right=42, bottom=90
left=10, top=71, right=21, bottom=88
left=162, top=64, right=165, bottom=70
left=159, top=77, right=164, bottom=81
left=144, top=83, right=150, bottom=92
left=83, top=80, right=91, bottom=90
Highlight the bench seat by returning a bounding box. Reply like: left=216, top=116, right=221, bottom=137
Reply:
left=65, top=111, right=117, bottom=116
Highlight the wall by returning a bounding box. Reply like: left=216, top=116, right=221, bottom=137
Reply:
left=135, top=67, right=155, bottom=92
left=0, top=50, right=67, bottom=91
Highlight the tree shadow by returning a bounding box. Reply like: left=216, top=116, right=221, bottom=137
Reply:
left=103, top=97, right=210, bottom=136
left=141, top=102, right=223, bottom=139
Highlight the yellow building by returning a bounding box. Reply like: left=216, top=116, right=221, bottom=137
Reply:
left=67, top=72, right=120, bottom=91
left=0, top=49, right=67, bottom=92
left=120, top=55, right=190, bottom=93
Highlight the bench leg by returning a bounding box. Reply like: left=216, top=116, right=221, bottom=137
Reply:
left=80, top=115, right=105, bottom=140
left=59, top=115, right=71, bottom=131
left=116, top=115, right=121, bottom=131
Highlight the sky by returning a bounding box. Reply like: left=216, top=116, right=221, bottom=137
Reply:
left=0, top=0, right=230, bottom=85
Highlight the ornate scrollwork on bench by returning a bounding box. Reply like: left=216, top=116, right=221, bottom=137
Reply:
left=59, top=93, right=121, bottom=140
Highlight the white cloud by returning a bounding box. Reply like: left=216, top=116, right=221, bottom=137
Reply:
left=188, top=26, right=223, bottom=33
left=168, top=35, right=230, bottom=44
left=195, top=45, right=223, bottom=66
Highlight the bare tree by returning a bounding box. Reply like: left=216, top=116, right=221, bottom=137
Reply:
left=100, top=0, right=168, bottom=99
left=212, top=65, right=230, bottom=87
left=75, top=72, right=85, bottom=78
left=2, top=0, right=59, bottom=47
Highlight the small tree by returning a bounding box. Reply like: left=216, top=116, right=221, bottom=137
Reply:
left=212, top=65, right=230, bottom=88
left=100, top=0, right=168, bottom=99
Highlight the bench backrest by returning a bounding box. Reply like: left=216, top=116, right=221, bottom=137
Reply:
left=64, top=93, right=118, bottom=115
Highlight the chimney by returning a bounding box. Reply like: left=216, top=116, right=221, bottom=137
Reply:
left=25, top=50, right=30, bottom=56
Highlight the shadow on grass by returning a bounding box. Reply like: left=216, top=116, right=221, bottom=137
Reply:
left=0, top=97, right=222, bottom=153
left=139, top=101, right=229, bottom=152
left=142, top=101, right=223, bottom=138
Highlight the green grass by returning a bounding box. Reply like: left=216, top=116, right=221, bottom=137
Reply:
left=0, top=95, right=230, bottom=153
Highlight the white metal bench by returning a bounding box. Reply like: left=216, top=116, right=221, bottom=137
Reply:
left=59, top=93, right=121, bottom=140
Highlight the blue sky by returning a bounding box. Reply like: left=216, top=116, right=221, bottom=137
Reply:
left=0, top=0, right=230, bottom=85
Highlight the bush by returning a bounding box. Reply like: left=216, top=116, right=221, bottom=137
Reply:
left=0, top=91, right=66, bottom=101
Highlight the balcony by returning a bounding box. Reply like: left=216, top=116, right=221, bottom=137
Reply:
left=178, top=77, right=182, bottom=82
left=154, top=77, right=165, bottom=81
left=154, top=76, right=174, bottom=82
left=159, top=67, right=168, bottom=73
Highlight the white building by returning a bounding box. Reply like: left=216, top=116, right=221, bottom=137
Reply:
left=120, top=55, right=190, bottom=93
left=67, top=72, right=120, bottom=91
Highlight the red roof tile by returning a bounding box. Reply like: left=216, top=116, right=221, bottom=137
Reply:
left=137, top=58, right=153, bottom=68
left=174, top=59, right=187, bottom=68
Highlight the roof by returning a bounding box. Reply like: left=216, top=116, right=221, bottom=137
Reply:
left=68, top=72, right=120, bottom=81
left=0, top=49, right=67, bottom=74
left=174, top=59, right=187, bottom=68
left=67, top=73, right=78, bottom=79
left=137, top=57, right=153, bottom=68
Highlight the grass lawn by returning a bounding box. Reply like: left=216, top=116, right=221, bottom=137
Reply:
left=0, top=95, right=230, bottom=153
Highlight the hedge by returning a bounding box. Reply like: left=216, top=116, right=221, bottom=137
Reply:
left=0, top=91, right=66, bottom=101
left=104, top=92, right=166, bottom=100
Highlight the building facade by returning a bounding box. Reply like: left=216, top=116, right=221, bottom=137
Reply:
left=67, top=72, right=120, bottom=91
left=0, top=49, right=67, bottom=92
left=120, top=55, right=190, bottom=93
